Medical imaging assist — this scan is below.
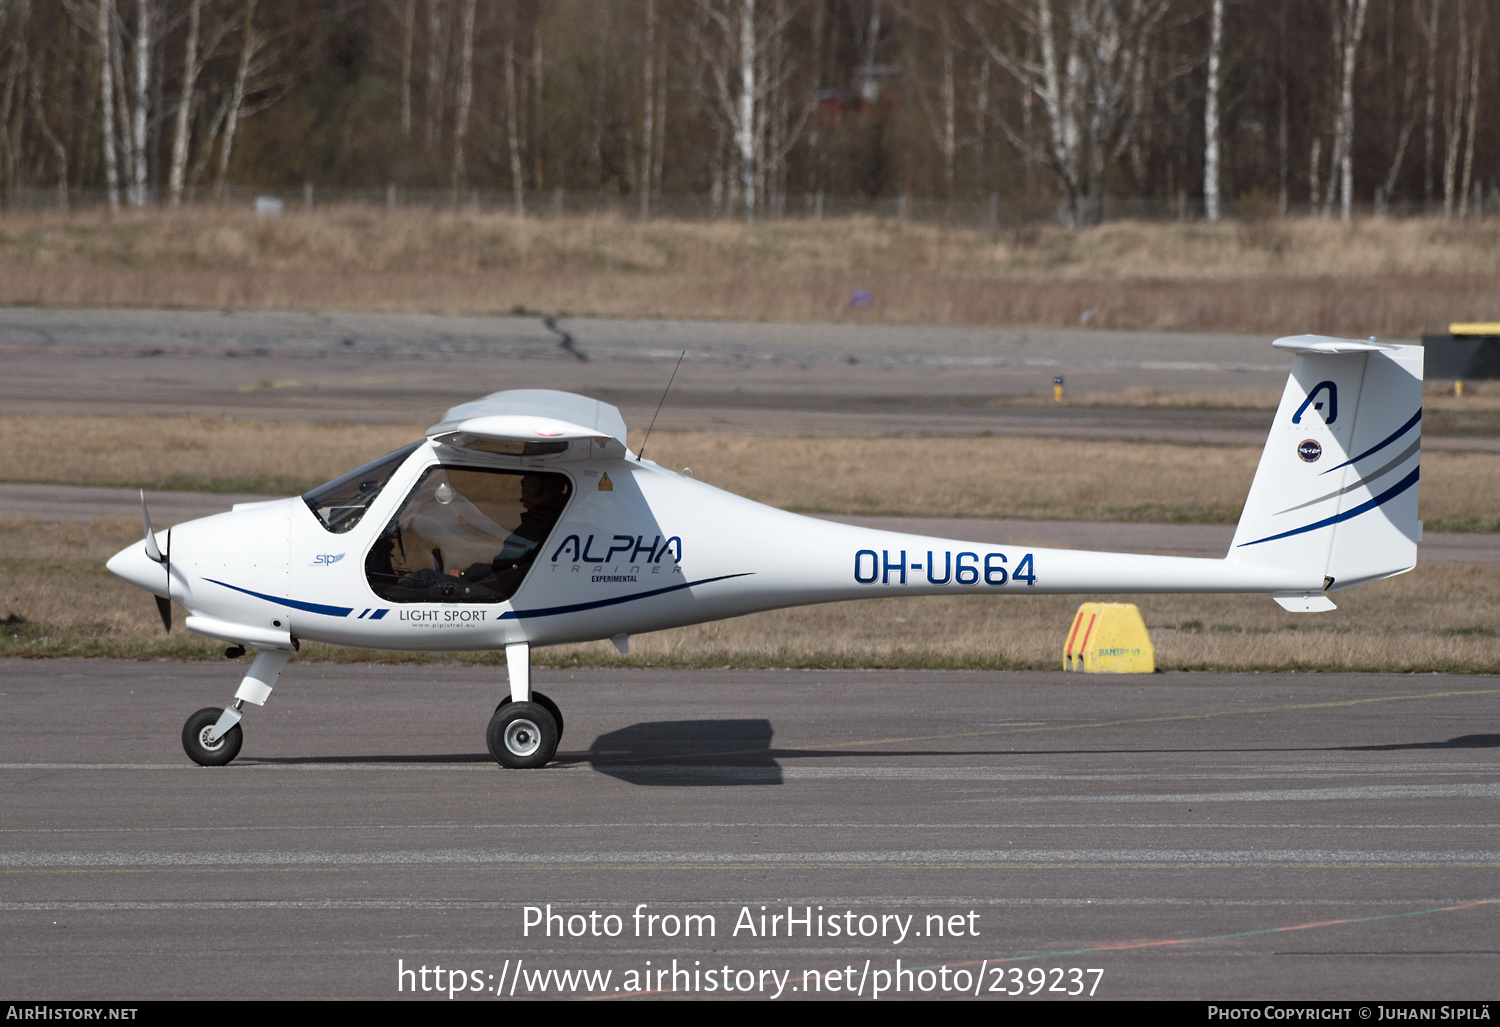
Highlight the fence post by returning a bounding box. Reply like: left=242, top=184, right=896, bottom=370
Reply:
left=554, top=187, right=564, bottom=217
left=386, top=183, right=397, bottom=210
left=988, top=192, right=999, bottom=236
left=303, top=181, right=313, bottom=209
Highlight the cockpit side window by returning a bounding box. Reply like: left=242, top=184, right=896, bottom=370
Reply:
left=302, top=442, right=424, bottom=534
left=365, top=466, right=572, bottom=604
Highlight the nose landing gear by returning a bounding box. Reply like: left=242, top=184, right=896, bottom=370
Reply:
left=181, top=648, right=291, bottom=766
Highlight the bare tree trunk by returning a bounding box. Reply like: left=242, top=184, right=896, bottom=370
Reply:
left=1457, top=13, right=1480, bottom=219
left=531, top=20, right=543, bottom=189
left=1422, top=0, right=1441, bottom=205
left=737, top=0, right=756, bottom=223
left=1309, top=136, right=1322, bottom=206
left=505, top=9, right=523, bottom=217
left=587, top=4, right=608, bottom=190
left=640, top=0, right=656, bottom=216
left=805, top=0, right=823, bottom=200
left=938, top=5, right=955, bottom=199
left=167, top=0, right=200, bottom=207
left=973, top=59, right=990, bottom=192
left=131, top=0, right=150, bottom=207
left=0, top=0, right=30, bottom=205
left=425, top=0, right=447, bottom=151
left=450, top=0, right=474, bottom=195
left=1278, top=1, right=1289, bottom=215
left=1441, top=0, right=1467, bottom=218
left=400, top=0, right=414, bottom=138
left=1378, top=1, right=1421, bottom=209
left=1323, top=0, right=1370, bottom=222
left=98, top=0, right=119, bottom=210
left=1204, top=0, right=1224, bottom=222
left=29, top=65, right=68, bottom=210
left=651, top=29, right=666, bottom=201
left=187, top=91, right=227, bottom=188
left=215, top=0, right=257, bottom=200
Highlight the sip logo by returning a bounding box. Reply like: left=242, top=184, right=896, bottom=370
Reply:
left=1297, top=439, right=1323, bottom=462
left=312, top=553, right=346, bottom=566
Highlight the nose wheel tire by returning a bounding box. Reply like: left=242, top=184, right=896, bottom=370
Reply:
left=487, top=701, right=559, bottom=769
left=182, top=707, right=242, bottom=766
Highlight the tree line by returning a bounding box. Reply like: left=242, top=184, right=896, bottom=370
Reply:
left=0, top=0, right=1492, bottom=224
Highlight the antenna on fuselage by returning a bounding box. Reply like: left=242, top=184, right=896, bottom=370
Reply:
left=637, top=349, right=685, bottom=462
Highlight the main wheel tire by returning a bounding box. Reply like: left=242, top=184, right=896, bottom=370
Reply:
left=494, top=691, right=564, bottom=742
left=486, top=701, right=559, bottom=769
left=182, top=707, right=242, bottom=767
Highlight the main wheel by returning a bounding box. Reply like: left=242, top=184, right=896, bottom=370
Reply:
left=494, top=691, right=564, bottom=742
left=182, top=707, right=242, bottom=767
left=487, top=701, right=559, bottom=769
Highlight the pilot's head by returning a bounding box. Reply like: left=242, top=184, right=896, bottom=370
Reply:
left=519, top=474, right=568, bottom=510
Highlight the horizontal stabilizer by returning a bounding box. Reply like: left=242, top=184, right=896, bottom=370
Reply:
left=1273, top=593, right=1337, bottom=613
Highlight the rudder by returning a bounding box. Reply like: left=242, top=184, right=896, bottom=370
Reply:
left=1229, top=335, right=1422, bottom=596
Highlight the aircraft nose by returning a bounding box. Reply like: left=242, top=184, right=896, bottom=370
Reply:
left=107, top=540, right=169, bottom=599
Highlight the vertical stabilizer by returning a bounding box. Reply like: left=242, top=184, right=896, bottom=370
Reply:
left=1229, top=336, right=1422, bottom=593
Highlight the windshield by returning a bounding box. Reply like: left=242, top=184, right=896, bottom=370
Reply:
left=302, top=442, right=424, bottom=534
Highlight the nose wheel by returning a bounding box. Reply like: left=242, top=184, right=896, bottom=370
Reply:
left=487, top=700, right=560, bottom=769
left=182, top=707, right=243, bottom=766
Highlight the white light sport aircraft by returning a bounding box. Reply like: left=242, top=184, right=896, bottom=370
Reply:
left=108, top=335, right=1423, bottom=769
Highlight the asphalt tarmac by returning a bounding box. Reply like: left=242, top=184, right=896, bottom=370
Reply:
left=2, top=659, right=1497, bottom=1000
left=0, top=306, right=1297, bottom=442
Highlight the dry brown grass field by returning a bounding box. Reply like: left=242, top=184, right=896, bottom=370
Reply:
left=4, top=415, right=1498, bottom=529
left=3, top=518, right=1497, bottom=672
left=2, top=207, right=1496, bottom=334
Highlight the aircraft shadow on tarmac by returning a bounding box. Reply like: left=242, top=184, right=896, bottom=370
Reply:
left=1337, top=733, right=1500, bottom=751
left=575, top=719, right=784, bottom=786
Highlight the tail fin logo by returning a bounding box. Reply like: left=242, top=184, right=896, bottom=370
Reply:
left=1297, top=439, right=1323, bottom=462
left=1292, top=381, right=1338, bottom=425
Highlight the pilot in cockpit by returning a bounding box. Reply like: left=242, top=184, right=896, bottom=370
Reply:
left=451, top=474, right=570, bottom=590
left=368, top=471, right=571, bottom=603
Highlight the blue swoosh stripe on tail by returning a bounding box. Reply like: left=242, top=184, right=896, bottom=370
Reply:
left=1320, top=408, right=1421, bottom=475
left=1238, top=467, right=1420, bottom=547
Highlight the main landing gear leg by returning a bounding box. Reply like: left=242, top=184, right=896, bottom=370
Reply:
left=487, top=642, right=561, bottom=769
left=181, top=648, right=291, bottom=767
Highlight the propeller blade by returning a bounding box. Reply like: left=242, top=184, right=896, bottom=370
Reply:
left=140, top=490, right=165, bottom=564
left=155, top=594, right=172, bottom=633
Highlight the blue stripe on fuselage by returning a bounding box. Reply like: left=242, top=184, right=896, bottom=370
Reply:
left=498, top=573, right=753, bottom=620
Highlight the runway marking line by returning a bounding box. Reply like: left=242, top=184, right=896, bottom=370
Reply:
left=587, top=686, right=1500, bottom=767
left=597, top=897, right=1500, bottom=1000
left=8, top=859, right=1500, bottom=876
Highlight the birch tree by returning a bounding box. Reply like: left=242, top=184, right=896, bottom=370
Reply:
left=1420, top=0, right=1442, bottom=204
left=504, top=2, right=524, bottom=215
left=970, top=0, right=1170, bottom=227
left=1322, top=0, right=1370, bottom=222
left=1203, top=0, right=1223, bottom=222
left=98, top=0, right=121, bottom=210
left=450, top=0, right=474, bottom=193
